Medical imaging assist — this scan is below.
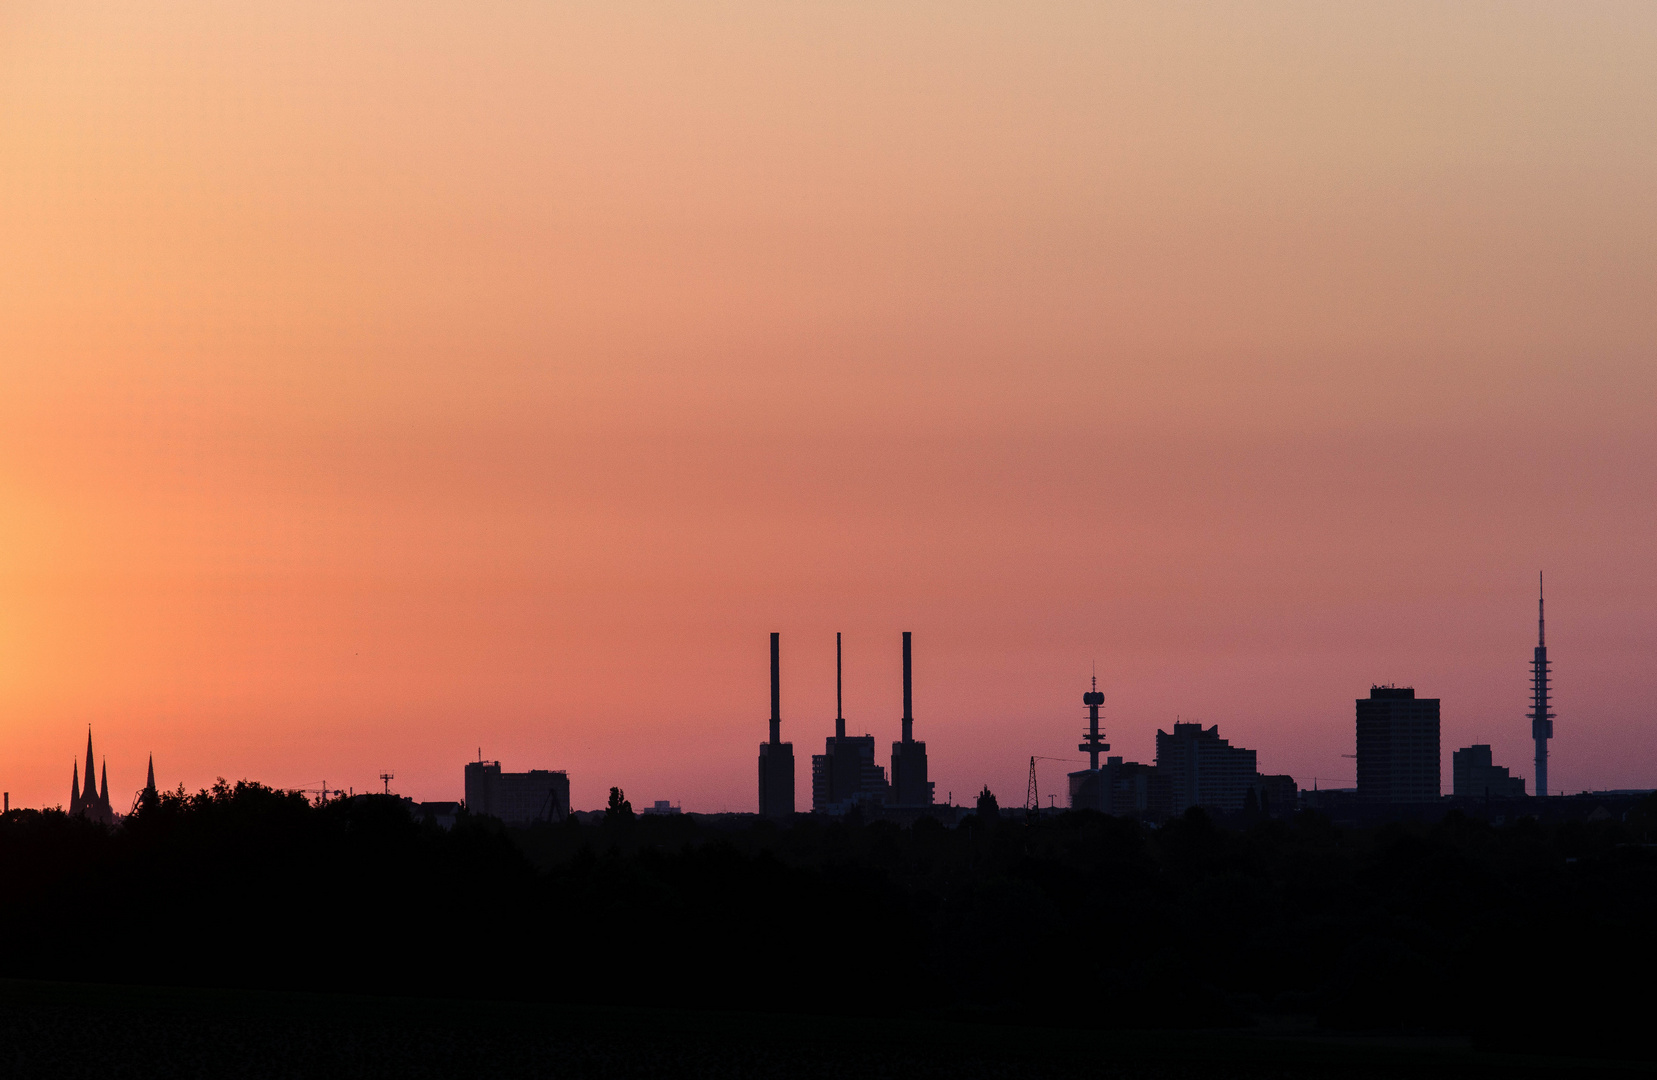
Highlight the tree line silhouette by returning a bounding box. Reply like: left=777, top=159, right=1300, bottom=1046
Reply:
left=1, top=779, right=1652, bottom=1060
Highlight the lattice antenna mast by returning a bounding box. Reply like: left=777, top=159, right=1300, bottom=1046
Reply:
left=1026, top=756, right=1039, bottom=820
left=1530, top=572, right=1555, bottom=797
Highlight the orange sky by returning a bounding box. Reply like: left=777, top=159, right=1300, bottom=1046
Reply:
left=2, top=2, right=1655, bottom=811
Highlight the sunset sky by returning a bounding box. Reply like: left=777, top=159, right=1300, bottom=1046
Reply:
left=2, top=2, right=1655, bottom=811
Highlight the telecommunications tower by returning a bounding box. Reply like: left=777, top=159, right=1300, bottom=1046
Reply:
left=1530, top=574, right=1555, bottom=798
left=1080, top=674, right=1108, bottom=769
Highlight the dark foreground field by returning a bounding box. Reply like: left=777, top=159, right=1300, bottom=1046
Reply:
left=0, top=980, right=1644, bottom=1080
left=4, top=783, right=1656, bottom=1073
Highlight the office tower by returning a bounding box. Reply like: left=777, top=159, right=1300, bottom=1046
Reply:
left=1355, top=686, right=1441, bottom=803
left=758, top=632, right=795, bottom=817
left=1153, top=722, right=1259, bottom=814
left=888, top=632, right=934, bottom=807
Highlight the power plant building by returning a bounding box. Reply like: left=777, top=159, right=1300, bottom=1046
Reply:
left=888, top=632, right=934, bottom=808
left=811, top=634, right=890, bottom=813
left=1154, top=722, right=1260, bottom=814
left=1356, top=686, right=1441, bottom=803
left=463, top=760, right=570, bottom=824
left=758, top=632, right=795, bottom=817
left=1452, top=744, right=1526, bottom=798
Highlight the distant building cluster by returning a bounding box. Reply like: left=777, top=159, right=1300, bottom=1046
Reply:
left=39, top=577, right=1584, bottom=827
left=1067, top=716, right=1295, bottom=819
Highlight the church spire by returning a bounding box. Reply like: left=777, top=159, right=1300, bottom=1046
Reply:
left=99, top=759, right=109, bottom=808
left=71, top=760, right=82, bottom=816
left=82, top=729, right=97, bottom=803
left=145, top=755, right=156, bottom=796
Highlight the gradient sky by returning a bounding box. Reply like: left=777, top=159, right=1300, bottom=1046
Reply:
left=2, top=2, right=1655, bottom=811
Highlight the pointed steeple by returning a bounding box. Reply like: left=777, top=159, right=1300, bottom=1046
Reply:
left=99, top=759, right=109, bottom=808
left=145, top=755, right=156, bottom=796
left=71, top=760, right=82, bottom=816
left=82, top=729, right=97, bottom=803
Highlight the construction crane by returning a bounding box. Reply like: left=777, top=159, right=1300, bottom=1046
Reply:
left=291, top=782, right=347, bottom=807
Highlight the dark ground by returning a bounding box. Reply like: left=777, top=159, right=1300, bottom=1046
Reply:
left=5, top=784, right=1657, bottom=1075
left=0, top=980, right=1645, bottom=1080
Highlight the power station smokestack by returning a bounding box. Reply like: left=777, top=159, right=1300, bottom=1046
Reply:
left=835, top=632, right=845, bottom=740
left=770, top=631, right=781, bottom=745
left=901, top=631, right=913, bottom=744
left=758, top=631, right=795, bottom=816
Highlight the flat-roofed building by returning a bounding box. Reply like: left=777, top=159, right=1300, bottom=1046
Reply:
left=464, top=760, right=570, bottom=824
left=1356, top=686, right=1440, bottom=803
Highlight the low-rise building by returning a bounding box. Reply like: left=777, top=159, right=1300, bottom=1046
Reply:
left=1069, top=757, right=1174, bottom=819
left=463, top=760, right=570, bottom=824
left=1452, top=744, right=1526, bottom=798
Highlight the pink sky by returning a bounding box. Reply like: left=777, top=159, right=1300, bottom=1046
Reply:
left=2, top=2, right=1655, bottom=810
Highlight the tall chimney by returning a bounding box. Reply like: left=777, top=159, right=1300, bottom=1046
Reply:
left=836, top=632, right=845, bottom=739
left=770, top=631, right=781, bottom=745
left=902, top=631, right=913, bottom=743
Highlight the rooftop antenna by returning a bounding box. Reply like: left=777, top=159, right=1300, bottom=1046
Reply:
left=379, top=772, right=394, bottom=795
left=835, top=631, right=845, bottom=740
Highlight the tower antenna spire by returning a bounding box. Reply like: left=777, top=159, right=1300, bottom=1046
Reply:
left=1081, top=669, right=1108, bottom=773
left=1530, top=572, right=1555, bottom=797
left=1539, top=571, right=1545, bottom=647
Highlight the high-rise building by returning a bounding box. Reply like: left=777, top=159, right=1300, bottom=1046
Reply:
left=1355, top=686, right=1441, bottom=803
left=758, top=632, right=795, bottom=817
left=811, top=634, right=890, bottom=813
left=1530, top=574, right=1555, bottom=798
left=463, top=759, right=570, bottom=824
left=1154, top=722, right=1259, bottom=814
left=1452, top=744, right=1526, bottom=798
left=888, top=632, right=933, bottom=807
